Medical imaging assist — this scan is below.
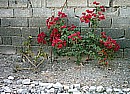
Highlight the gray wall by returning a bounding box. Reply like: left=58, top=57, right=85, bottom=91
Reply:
left=0, top=0, right=130, bottom=58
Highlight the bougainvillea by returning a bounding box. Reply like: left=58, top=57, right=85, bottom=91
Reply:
left=36, top=1, right=120, bottom=65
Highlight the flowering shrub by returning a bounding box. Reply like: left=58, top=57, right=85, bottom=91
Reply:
left=36, top=1, right=120, bottom=65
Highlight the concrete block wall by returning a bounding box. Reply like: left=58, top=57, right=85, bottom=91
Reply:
left=0, top=0, right=130, bottom=58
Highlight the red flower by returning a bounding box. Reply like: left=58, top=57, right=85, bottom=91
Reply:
left=37, top=32, right=46, bottom=44
left=93, top=1, right=100, bottom=5
left=86, top=9, right=94, bottom=13
left=99, top=15, right=105, bottom=20
left=114, top=44, right=120, bottom=51
left=82, top=12, right=86, bottom=15
left=57, top=44, right=63, bottom=49
left=61, top=25, right=67, bottom=29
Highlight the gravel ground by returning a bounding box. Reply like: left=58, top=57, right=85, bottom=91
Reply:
left=0, top=54, right=130, bottom=89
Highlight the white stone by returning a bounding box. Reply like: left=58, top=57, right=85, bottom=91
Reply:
left=22, top=79, right=31, bottom=85
left=89, top=86, right=96, bottom=92
left=39, top=82, right=50, bottom=87
left=106, top=88, right=113, bottom=93
left=8, top=76, right=14, bottom=80
left=63, top=85, right=70, bottom=90
left=53, top=82, right=63, bottom=89
left=47, top=83, right=53, bottom=89
left=81, top=85, right=89, bottom=92
left=4, top=86, right=12, bottom=93
left=41, top=91, right=46, bottom=94
left=113, top=88, right=122, bottom=92
left=73, top=84, right=80, bottom=90
left=16, top=79, right=22, bottom=84
left=122, top=88, right=130, bottom=92
left=96, top=86, right=105, bottom=93
left=3, top=79, right=12, bottom=84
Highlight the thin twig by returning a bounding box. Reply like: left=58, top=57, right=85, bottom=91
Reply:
left=22, top=53, right=37, bottom=67
left=61, top=0, right=67, bottom=12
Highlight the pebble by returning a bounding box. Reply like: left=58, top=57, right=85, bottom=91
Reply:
left=8, top=76, right=14, bottom=80
left=22, top=79, right=31, bottom=85
left=96, top=85, right=105, bottom=93
left=0, top=77, right=130, bottom=94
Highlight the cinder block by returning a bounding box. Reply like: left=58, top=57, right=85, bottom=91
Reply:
left=116, top=38, right=130, bottom=49
left=55, top=8, right=75, bottom=17
left=88, top=0, right=109, bottom=7
left=2, top=37, right=12, bottom=45
left=0, top=27, right=21, bottom=36
left=0, top=0, right=8, bottom=8
left=40, top=27, right=47, bottom=33
left=103, top=28, right=125, bottom=39
left=41, top=0, right=46, bottom=7
left=31, top=0, right=42, bottom=7
left=105, top=8, right=119, bottom=17
left=113, top=0, right=130, bottom=7
left=1, top=18, right=28, bottom=27
left=29, top=17, right=46, bottom=27
left=33, top=8, right=52, bottom=17
left=0, top=9, right=13, bottom=17
left=14, top=8, right=32, bottom=17
left=99, top=18, right=111, bottom=28
left=125, top=28, right=130, bottom=39
left=21, top=27, right=39, bottom=38
left=119, top=7, right=130, bottom=17
left=0, top=45, right=16, bottom=54
left=0, top=36, right=2, bottom=45
left=12, top=36, right=23, bottom=46
left=115, top=49, right=123, bottom=58
left=67, top=0, right=87, bottom=7
left=9, top=0, right=28, bottom=7
left=67, top=18, right=80, bottom=27
left=75, top=8, right=92, bottom=17
left=46, top=0, right=66, bottom=7
left=124, top=48, right=130, bottom=59
left=112, top=17, right=130, bottom=28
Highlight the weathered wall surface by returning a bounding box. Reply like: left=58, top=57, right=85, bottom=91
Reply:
left=0, top=0, right=130, bottom=58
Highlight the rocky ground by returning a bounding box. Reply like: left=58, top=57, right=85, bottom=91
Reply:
left=0, top=54, right=130, bottom=94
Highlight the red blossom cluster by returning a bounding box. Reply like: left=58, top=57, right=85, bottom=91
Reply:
left=52, top=38, right=66, bottom=49
left=80, top=1, right=105, bottom=23
left=68, top=31, right=82, bottom=41
left=46, top=12, right=67, bottom=29
left=100, top=32, right=120, bottom=52
left=50, top=28, right=61, bottom=42
left=37, top=32, right=46, bottom=44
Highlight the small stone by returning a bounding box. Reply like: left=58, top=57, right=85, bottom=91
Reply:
left=73, top=84, right=80, bottom=90
left=8, top=76, right=14, bottom=80
left=4, top=86, right=12, bottom=93
left=47, top=83, right=53, bottom=89
left=17, top=89, right=28, bottom=94
left=96, top=86, right=105, bottom=93
left=63, top=85, right=70, bottom=90
left=122, top=88, right=130, bottom=92
left=3, top=79, right=13, bottom=84
left=41, top=91, right=45, bottom=94
left=16, top=79, right=22, bottom=84
left=113, top=88, right=122, bottom=92
left=106, top=88, right=113, bottom=93
left=39, top=82, right=51, bottom=87
left=53, top=82, right=63, bottom=89
left=89, top=86, right=96, bottom=92
left=22, top=79, right=31, bottom=85
left=81, top=86, right=89, bottom=92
